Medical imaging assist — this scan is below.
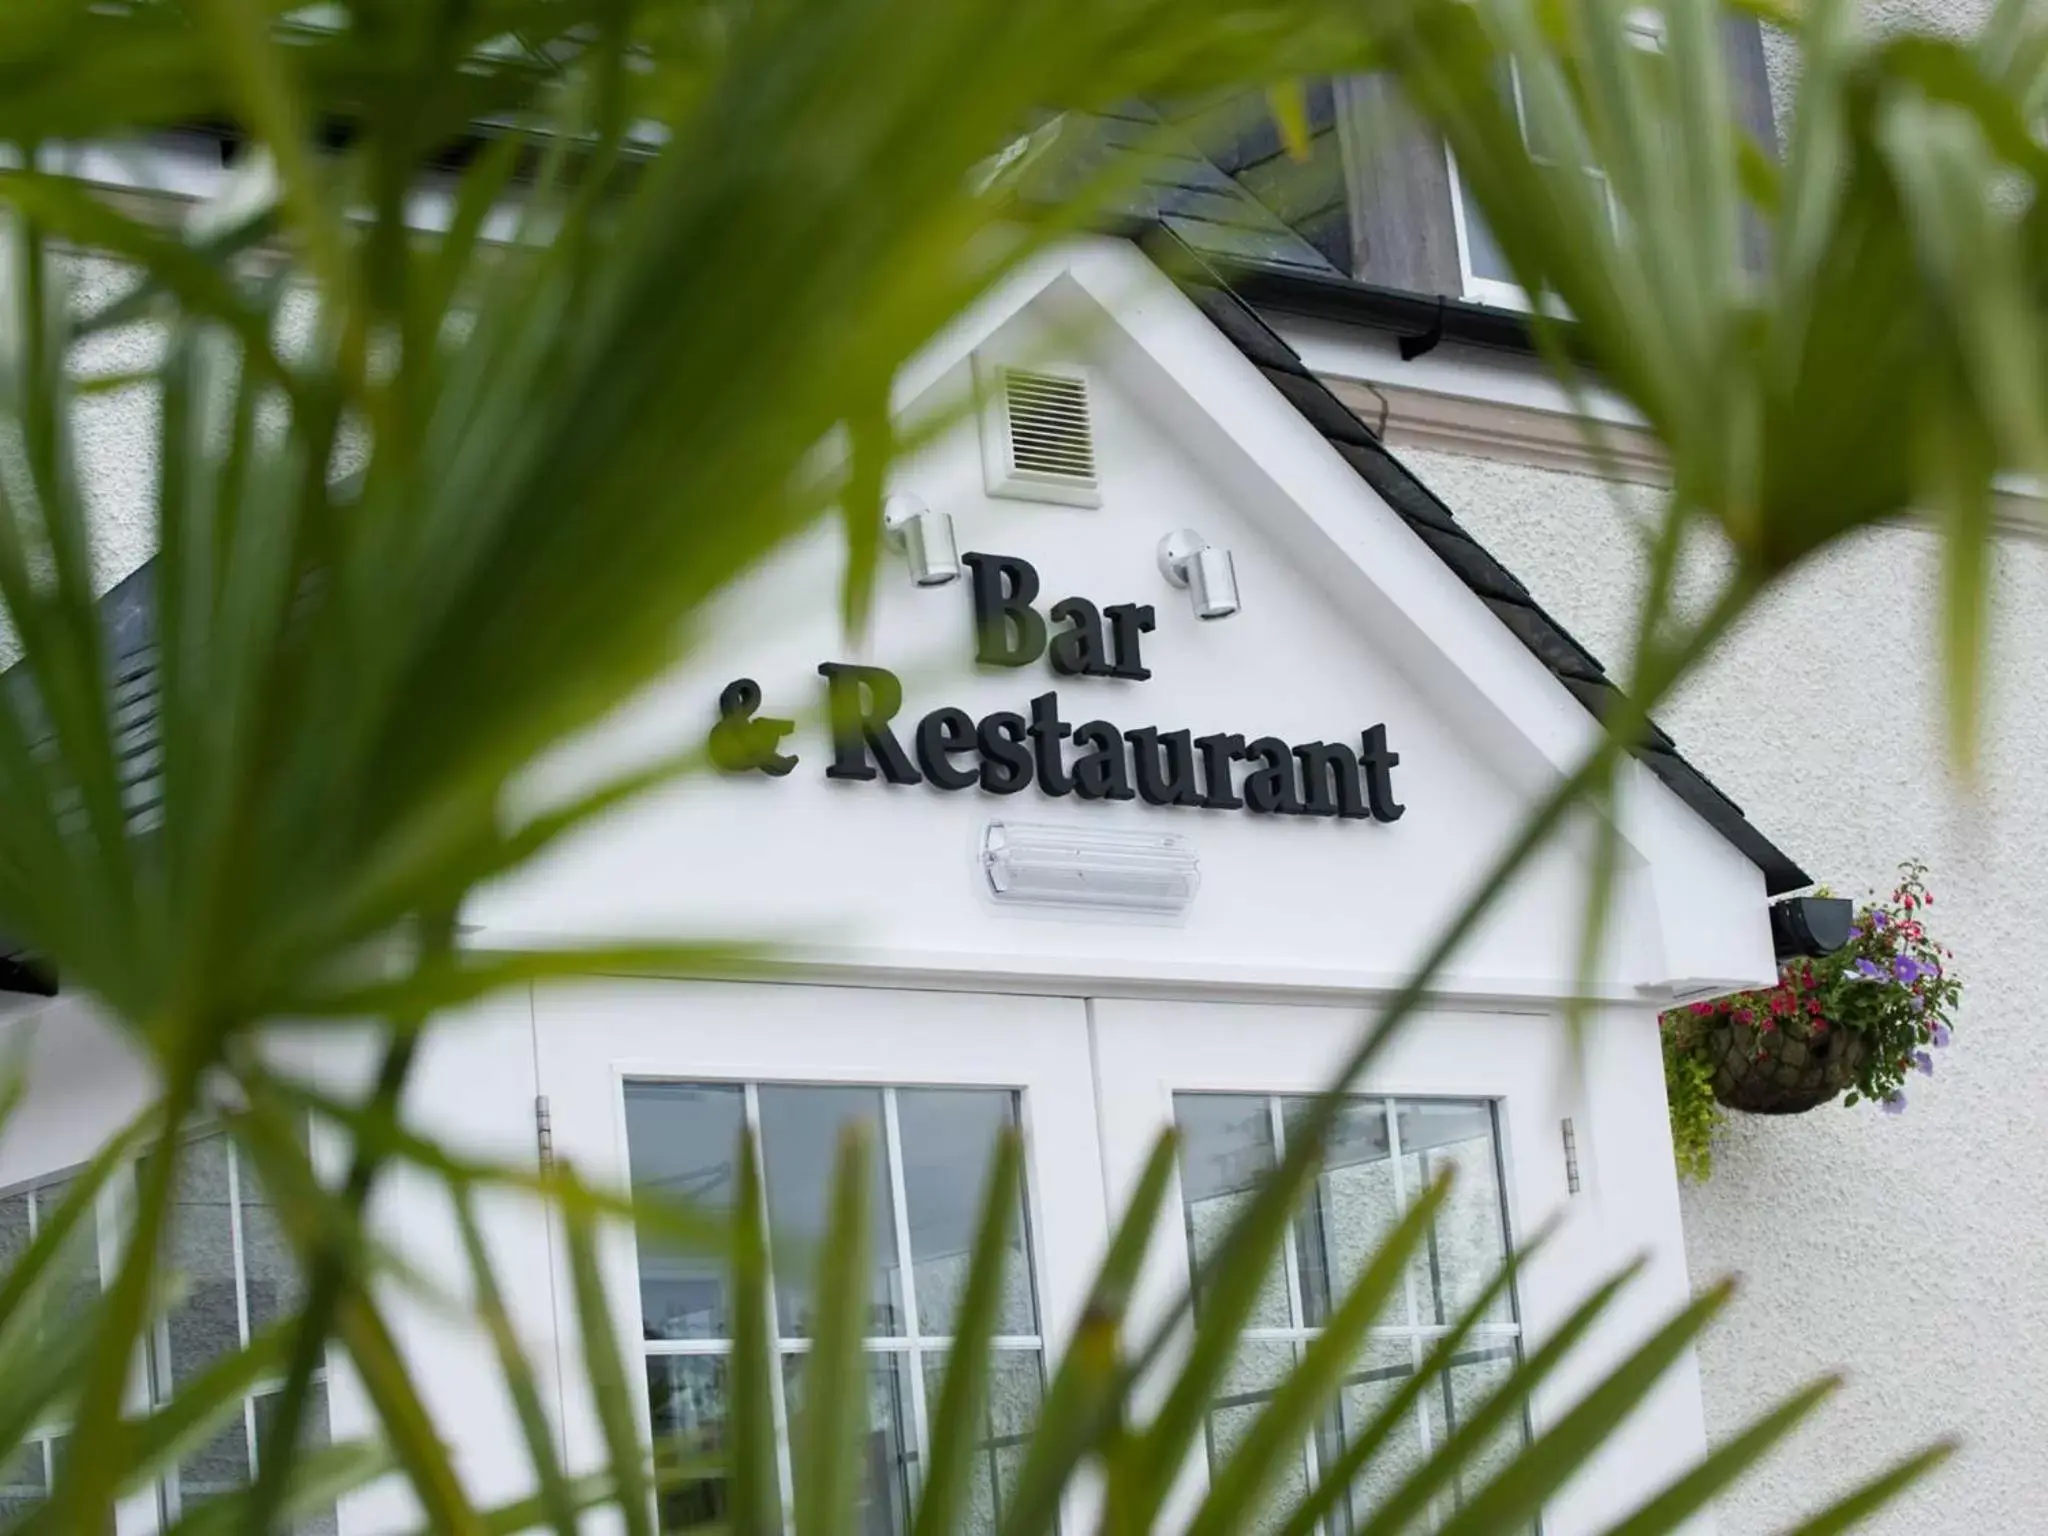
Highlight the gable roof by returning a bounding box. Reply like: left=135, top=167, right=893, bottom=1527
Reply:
left=1038, top=106, right=1807, bottom=894
left=1131, top=226, right=1809, bottom=895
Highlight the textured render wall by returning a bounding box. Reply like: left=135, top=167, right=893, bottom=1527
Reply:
left=69, top=255, right=162, bottom=594
left=1760, top=0, right=1996, bottom=136
left=1406, top=445, right=2048, bottom=1533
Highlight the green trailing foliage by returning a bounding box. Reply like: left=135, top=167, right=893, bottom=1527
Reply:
left=1663, top=862, right=1964, bottom=1172
left=0, top=0, right=2020, bottom=1529
left=1662, top=1039, right=1724, bottom=1185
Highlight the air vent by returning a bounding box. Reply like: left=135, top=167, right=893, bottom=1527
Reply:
left=977, top=359, right=1102, bottom=507
left=110, top=648, right=164, bottom=833
left=13, top=645, right=164, bottom=839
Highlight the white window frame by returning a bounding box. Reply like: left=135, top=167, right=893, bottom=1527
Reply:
left=0, top=1161, right=166, bottom=1536
left=0, top=1170, right=96, bottom=1514
left=531, top=979, right=1110, bottom=1534
left=530, top=982, right=1706, bottom=1536
left=146, top=1125, right=333, bottom=1531
left=632, top=1079, right=1049, bottom=1525
left=1446, top=12, right=1666, bottom=311
left=1088, top=998, right=1577, bottom=1531
left=1172, top=1087, right=1527, bottom=1529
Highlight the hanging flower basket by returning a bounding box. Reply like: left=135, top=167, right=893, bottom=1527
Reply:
left=1696, top=1006, right=1869, bottom=1114
left=1659, top=861, right=1963, bottom=1180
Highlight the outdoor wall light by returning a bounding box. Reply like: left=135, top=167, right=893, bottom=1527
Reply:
left=883, top=492, right=961, bottom=586
left=982, top=820, right=1200, bottom=916
left=1157, top=528, right=1240, bottom=619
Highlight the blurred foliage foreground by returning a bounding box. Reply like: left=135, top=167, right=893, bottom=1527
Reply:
left=0, top=0, right=2034, bottom=1527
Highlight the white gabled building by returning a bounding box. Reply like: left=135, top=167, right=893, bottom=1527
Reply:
left=6, top=16, right=2035, bottom=1527
left=0, top=214, right=1813, bottom=1533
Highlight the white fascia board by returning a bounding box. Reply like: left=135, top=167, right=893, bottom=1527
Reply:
left=43, top=140, right=230, bottom=205
left=1273, top=313, right=1650, bottom=430
left=895, top=237, right=1776, bottom=994
left=1276, top=313, right=1775, bottom=989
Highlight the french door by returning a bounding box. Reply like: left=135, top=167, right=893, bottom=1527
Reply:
left=1088, top=998, right=1575, bottom=1535
left=531, top=980, right=1107, bottom=1536
left=533, top=982, right=1580, bottom=1536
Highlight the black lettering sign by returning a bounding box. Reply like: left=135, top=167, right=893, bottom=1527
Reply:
left=723, top=552, right=1408, bottom=827
left=1104, top=603, right=1155, bottom=681
left=818, top=662, right=920, bottom=784
left=963, top=552, right=1046, bottom=668
left=708, top=678, right=798, bottom=776
left=915, top=706, right=981, bottom=790
left=1360, top=724, right=1405, bottom=822
left=1047, top=597, right=1110, bottom=677
left=1126, top=726, right=1203, bottom=808
left=1241, top=736, right=1304, bottom=815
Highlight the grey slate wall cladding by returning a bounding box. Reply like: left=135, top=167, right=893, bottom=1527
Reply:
left=1068, top=106, right=1345, bottom=277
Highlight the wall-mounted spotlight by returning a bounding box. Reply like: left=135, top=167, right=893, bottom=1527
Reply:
left=883, top=492, right=961, bottom=586
left=1157, top=528, right=1240, bottom=619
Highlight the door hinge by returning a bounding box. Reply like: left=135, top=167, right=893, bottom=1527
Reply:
left=1561, top=1117, right=1581, bottom=1195
left=535, top=1094, right=554, bottom=1174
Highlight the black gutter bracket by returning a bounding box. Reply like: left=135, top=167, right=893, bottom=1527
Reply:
left=1397, top=296, right=1447, bottom=361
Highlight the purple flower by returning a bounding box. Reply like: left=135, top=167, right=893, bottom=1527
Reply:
left=1932, top=1022, right=1952, bottom=1048
left=1871, top=910, right=1889, bottom=930
left=1882, top=1093, right=1908, bottom=1116
left=1893, top=955, right=1922, bottom=985
left=1854, top=958, right=1884, bottom=980
left=1914, top=1050, right=1934, bottom=1077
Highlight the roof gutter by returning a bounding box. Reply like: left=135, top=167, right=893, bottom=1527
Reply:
left=1226, top=266, right=1549, bottom=359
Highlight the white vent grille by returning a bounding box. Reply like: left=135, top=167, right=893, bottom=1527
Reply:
left=1005, top=368, right=1094, bottom=480
left=978, top=359, right=1102, bottom=506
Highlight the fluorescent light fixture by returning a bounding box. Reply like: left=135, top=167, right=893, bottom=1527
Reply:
left=981, top=820, right=1200, bottom=916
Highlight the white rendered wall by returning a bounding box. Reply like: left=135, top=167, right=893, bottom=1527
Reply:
left=1408, top=445, right=2048, bottom=1534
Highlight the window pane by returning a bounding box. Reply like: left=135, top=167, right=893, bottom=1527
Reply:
left=1173, top=1095, right=1291, bottom=1328
left=0, top=1191, right=31, bottom=1273
left=0, top=1439, right=47, bottom=1520
left=1456, top=181, right=1516, bottom=286
left=239, top=1162, right=301, bottom=1339
left=163, top=1134, right=242, bottom=1389
left=626, top=1083, right=745, bottom=1342
left=1395, top=1104, right=1511, bottom=1327
left=1284, top=1098, right=1401, bottom=1330
left=783, top=1351, right=916, bottom=1536
left=647, top=1354, right=729, bottom=1532
left=1421, top=1337, right=1528, bottom=1509
left=41, top=1178, right=103, bottom=1330
left=176, top=1408, right=252, bottom=1511
left=1315, top=1335, right=1428, bottom=1536
left=1204, top=1339, right=1308, bottom=1536
left=920, top=1349, right=1043, bottom=1536
left=253, top=1383, right=339, bottom=1536
left=896, top=1089, right=1036, bottom=1338
left=757, top=1086, right=901, bottom=1337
